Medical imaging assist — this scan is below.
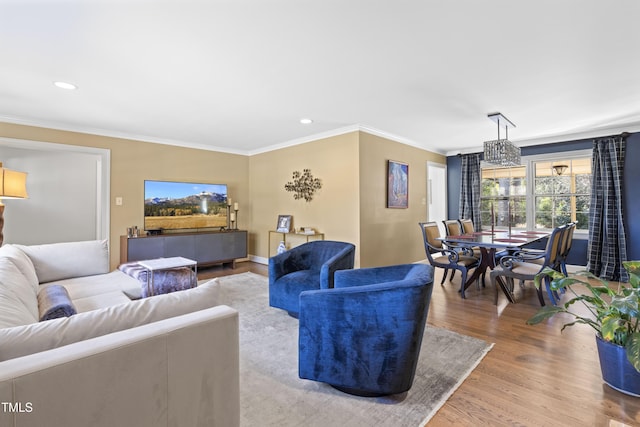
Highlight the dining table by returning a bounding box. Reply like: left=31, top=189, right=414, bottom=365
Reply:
left=438, top=229, right=550, bottom=302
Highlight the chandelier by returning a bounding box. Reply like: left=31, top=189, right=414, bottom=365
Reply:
left=483, top=112, right=521, bottom=166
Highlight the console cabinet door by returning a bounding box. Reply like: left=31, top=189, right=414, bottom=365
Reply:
left=226, top=231, right=248, bottom=259
left=193, top=231, right=247, bottom=264
left=194, top=233, right=227, bottom=263
left=127, top=237, right=164, bottom=261
left=164, top=235, right=196, bottom=260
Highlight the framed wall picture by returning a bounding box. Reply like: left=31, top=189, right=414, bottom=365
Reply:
left=276, top=215, right=292, bottom=232
left=387, top=160, right=408, bottom=208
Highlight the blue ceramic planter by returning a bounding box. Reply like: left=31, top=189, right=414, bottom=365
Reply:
left=596, top=335, right=640, bottom=397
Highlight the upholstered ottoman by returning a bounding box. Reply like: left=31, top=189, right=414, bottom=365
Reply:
left=118, top=261, right=197, bottom=298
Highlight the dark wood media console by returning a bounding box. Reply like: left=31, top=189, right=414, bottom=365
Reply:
left=120, top=230, right=248, bottom=268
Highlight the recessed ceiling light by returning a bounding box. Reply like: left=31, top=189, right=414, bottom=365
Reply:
left=53, top=81, right=78, bottom=90
left=300, top=118, right=313, bottom=125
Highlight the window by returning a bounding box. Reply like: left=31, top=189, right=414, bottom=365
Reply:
left=480, top=166, right=526, bottom=228
left=533, top=158, right=591, bottom=230
left=480, top=151, right=591, bottom=232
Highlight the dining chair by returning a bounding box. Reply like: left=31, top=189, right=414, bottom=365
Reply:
left=503, top=223, right=573, bottom=300
left=558, top=222, right=577, bottom=275
left=418, top=222, right=480, bottom=297
left=441, top=219, right=477, bottom=282
left=516, top=223, right=575, bottom=271
left=454, top=218, right=488, bottom=285
left=443, top=219, right=464, bottom=236
left=459, top=218, right=475, bottom=234
left=490, top=225, right=566, bottom=306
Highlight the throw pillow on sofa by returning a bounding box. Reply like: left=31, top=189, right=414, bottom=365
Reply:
left=37, top=285, right=77, bottom=321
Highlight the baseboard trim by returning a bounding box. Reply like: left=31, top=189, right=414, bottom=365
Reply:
left=250, top=255, right=268, bottom=265
left=565, top=264, right=587, bottom=274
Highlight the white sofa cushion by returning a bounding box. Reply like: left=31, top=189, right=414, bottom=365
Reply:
left=15, top=240, right=109, bottom=283
left=0, top=278, right=221, bottom=362
left=0, top=244, right=39, bottom=291
left=72, top=291, right=133, bottom=313
left=40, top=270, right=142, bottom=306
left=0, top=257, right=39, bottom=328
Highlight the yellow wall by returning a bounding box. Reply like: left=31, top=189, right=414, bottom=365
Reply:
left=0, top=122, right=445, bottom=269
left=249, top=130, right=446, bottom=267
left=0, top=122, right=249, bottom=268
left=249, top=132, right=361, bottom=263
left=358, top=132, right=446, bottom=266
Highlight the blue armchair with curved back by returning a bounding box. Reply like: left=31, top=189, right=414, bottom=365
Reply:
left=298, top=263, right=435, bottom=397
left=268, top=240, right=356, bottom=317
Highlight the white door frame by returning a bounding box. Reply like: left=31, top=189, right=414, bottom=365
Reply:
left=0, top=137, right=110, bottom=241
left=427, top=161, right=447, bottom=226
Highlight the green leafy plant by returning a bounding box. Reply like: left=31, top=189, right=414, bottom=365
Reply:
left=527, top=261, right=640, bottom=372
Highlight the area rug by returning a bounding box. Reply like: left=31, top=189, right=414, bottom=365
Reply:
left=212, top=272, right=493, bottom=427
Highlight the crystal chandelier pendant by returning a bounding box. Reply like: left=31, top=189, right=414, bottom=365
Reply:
left=483, top=113, right=521, bottom=166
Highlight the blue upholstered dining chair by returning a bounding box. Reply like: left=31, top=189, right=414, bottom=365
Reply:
left=298, top=263, right=434, bottom=397
left=268, top=240, right=355, bottom=317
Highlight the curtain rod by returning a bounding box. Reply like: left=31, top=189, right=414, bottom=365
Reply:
left=605, top=131, right=629, bottom=139
left=455, top=131, right=632, bottom=157
left=593, top=131, right=630, bottom=142
left=456, top=132, right=631, bottom=157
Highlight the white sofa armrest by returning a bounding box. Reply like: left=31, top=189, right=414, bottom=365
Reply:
left=0, top=305, right=239, bottom=427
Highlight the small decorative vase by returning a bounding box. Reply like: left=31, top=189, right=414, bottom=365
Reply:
left=596, top=334, right=640, bottom=397
left=277, top=241, right=287, bottom=255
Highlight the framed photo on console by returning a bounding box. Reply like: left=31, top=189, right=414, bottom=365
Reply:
left=276, top=215, right=292, bottom=233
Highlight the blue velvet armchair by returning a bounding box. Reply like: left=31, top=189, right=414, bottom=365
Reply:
left=298, top=263, right=435, bottom=397
left=268, top=240, right=356, bottom=317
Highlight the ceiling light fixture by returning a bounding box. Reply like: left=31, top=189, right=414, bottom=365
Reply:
left=483, top=112, right=521, bottom=166
left=299, top=118, right=313, bottom=125
left=53, top=81, right=78, bottom=90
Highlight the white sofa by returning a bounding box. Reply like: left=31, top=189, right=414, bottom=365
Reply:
left=0, top=240, right=239, bottom=427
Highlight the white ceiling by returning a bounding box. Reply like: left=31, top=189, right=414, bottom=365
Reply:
left=2, top=0, right=640, bottom=156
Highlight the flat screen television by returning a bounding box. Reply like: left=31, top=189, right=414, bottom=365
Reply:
left=144, top=180, right=228, bottom=231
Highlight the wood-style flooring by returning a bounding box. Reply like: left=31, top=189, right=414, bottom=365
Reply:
left=198, top=262, right=640, bottom=426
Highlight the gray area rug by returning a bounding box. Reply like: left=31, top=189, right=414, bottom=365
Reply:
left=213, top=272, right=494, bottom=427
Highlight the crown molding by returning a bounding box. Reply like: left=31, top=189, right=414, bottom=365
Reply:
left=249, top=124, right=446, bottom=156
left=0, top=115, right=248, bottom=155
left=356, top=125, right=447, bottom=155
left=246, top=124, right=361, bottom=156
left=0, top=115, right=447, bottom=157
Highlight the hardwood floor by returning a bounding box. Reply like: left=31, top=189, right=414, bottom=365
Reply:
left=200, top=262, right=640, bottom=426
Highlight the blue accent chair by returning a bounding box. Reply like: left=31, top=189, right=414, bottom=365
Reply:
left=269, top=240, right=356, bottom=317
left=298, top=263, right=434, bottom=397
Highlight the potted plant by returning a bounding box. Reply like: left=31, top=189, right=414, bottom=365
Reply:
left=527, top=261, right=640, bottom=396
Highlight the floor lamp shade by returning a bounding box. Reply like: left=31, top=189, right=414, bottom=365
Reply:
left=0, top=163, right=29, bottom=246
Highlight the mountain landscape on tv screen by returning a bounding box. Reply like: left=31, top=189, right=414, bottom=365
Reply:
left=144, top=191, right=228, bottom=230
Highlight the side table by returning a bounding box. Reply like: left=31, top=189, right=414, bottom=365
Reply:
left=268, top=231, right=325, bottom=257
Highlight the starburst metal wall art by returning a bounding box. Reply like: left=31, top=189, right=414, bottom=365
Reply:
left=284, top=169, right=322, bottom=202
